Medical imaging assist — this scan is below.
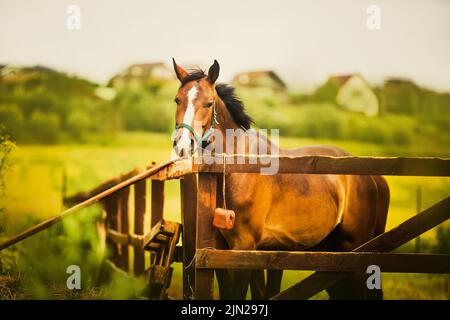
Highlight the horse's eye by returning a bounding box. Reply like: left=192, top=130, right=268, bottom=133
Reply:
left=174, top=98, right=180, bottom=105
left=205, top=101, right=213, bottom=108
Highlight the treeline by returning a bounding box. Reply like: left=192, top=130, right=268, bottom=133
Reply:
left=295, top=76, right=450, bottom=117
left=0, top=66, right=449, bottom=146
left=0, top=66, right=175, bottom=144
left=240, top=87, right=450, bottom=147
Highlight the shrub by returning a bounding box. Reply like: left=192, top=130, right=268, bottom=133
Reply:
left=27, top=111, right=60, bottom=144
left=0, top=104, right=24, bottom=141
left=66, top=110, right=92, bottom=140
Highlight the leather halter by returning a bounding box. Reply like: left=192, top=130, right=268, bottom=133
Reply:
left=175, top=95, right=219, bottom=149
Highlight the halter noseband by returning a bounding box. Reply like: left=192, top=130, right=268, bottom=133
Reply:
left=175, top=96, right=219, bottom=149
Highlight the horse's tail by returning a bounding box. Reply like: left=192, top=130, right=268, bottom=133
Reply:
left=373, top=175, right=390, bottom=236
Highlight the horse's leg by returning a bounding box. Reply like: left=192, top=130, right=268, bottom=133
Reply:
left=214, top=230, right=233, bottom=299
left=265, top=270, right=283, bottom=299
left=224, top=235, right=259, bottom=299
left=327, top=175, right=381, bottom=300
left=216, top=269, right=232, bottom=299
left=250, top=270, right=266, bottom=300
left=218, top=269, right=275, bottom=300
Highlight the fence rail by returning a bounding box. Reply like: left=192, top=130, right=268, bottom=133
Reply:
left=196, top=249, right=450, bottom=273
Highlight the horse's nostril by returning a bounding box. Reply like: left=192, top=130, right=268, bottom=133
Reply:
left=179, top=149, right=184, bottom=157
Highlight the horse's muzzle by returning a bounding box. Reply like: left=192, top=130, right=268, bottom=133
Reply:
left=173, top=137, right=195, bottom=158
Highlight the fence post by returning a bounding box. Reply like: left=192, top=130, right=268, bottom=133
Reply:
left=415, top=186, right=422, bottom=253
left=195, top=173, right=218, bottom=300
left=180, top=174, right=198, bottom=299
left=151, top=180, right=165, bottom=265
left=134, top=180, right=146, bottom=276
left=118, top=187, right=130, bottom=271
left=104, top=194, right=120, bottom=266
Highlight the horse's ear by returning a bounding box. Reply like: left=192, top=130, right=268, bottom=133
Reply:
left=208, top=60, right=220, bottom=84
left=172, top=58, right=189, bottom=81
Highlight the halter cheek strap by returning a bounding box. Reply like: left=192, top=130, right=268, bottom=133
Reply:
left=175, top=95, right=219, bottom=149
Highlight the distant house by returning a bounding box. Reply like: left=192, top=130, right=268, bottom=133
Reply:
left=109, top=62, right=175, bottom=90
left=232, top=70, right=287, bottom=92
left=0, top=65, right=40, bottom=85
left=328, top=74, right=379, bottom=117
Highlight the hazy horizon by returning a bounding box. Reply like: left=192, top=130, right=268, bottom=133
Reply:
left=1, top=0, right=449, bottom=92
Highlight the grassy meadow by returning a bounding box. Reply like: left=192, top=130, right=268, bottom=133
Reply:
left=0, top=131, right=449, bottom=299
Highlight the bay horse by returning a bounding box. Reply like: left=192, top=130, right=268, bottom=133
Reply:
left=171, top=59, right=390, bottom=299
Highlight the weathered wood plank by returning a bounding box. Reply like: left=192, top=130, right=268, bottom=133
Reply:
left=193, top=155, right=450, bottom=177
left=104, top=194, right=120, bottom=266
left=271, top=272, right=346, bottom=300
left=151, top=181, right=165, bottom=227
left=195, top=173, right=218, bottom=300
left=180, top=174, right=198, bottom=300
left=106, top=229, right=143, bottom=247
left=143, top=220, right=179, bottom=249
left=271, top=196, right=450, bottom=299
left=196, top=249, right=450, bottom=273
left=118, top=188, right=130, bottom=271
left=134, top=180, right=146, bottom=276
left=150, top=180, right=165, bottom=266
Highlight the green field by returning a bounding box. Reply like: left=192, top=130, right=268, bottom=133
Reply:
left=0, top=131, right=449, bottom=299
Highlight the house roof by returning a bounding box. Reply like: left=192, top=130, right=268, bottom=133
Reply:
left=110, top=62, right=174, bottom=83
left=232, top=70, right=287, bottom=89
left=329, top=73, right=373, bottom=88
left=384, top=77, right=418, bottom=87
left=329, top=74, right=354, bottom=86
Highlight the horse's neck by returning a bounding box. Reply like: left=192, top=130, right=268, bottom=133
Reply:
left=215, top=99, right=280, bottom=155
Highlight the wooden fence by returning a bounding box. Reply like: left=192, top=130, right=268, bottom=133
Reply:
left=1, top=155, right=449, bottom=299
left=178, top=155, right=450, bottom=299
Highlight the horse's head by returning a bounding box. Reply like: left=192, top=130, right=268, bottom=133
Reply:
left=172, top=58, right=220, bottom=157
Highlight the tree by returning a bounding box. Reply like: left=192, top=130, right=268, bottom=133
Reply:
left=0, top=129, right=14, bottom=234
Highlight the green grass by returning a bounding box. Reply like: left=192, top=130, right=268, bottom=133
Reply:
left=1, top=131, right=449, bottom=299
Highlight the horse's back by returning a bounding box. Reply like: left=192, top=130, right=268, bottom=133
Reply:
left=282, top=144, right=351, bottom=157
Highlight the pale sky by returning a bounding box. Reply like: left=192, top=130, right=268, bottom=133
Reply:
left=1, top=0, right=449, bottom=92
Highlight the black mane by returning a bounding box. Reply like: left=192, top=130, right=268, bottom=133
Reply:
left=180, top=70, right=253, bottom=130
left=215, top=83, right=253, bottom=130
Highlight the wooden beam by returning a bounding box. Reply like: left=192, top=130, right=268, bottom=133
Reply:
left=193, top=155, right=450, bottom=177
left=143, top=220, right=179, bottom=249
left=150, top=180, right=164, bottom=267
left=195, top=173, right=218, bottom=300
left=196, top=249, right=450, bottom=273
left=271, top=272, right=346, bottom=300
left=105, top=194, right=120, bottom=266
left=151, top=181, right=165, bottom=227
left=271, top=196, right=450, bottom=299
left=180, top=174, right=198, bottom=300
left=106, top=229, right=144, bottom=247
left=134, top=180, right=146, bottom=276
left=118, top=188, right=130, bottom=271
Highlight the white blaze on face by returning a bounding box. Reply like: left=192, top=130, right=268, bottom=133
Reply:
left=177, top=85, right=198, bottom=155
